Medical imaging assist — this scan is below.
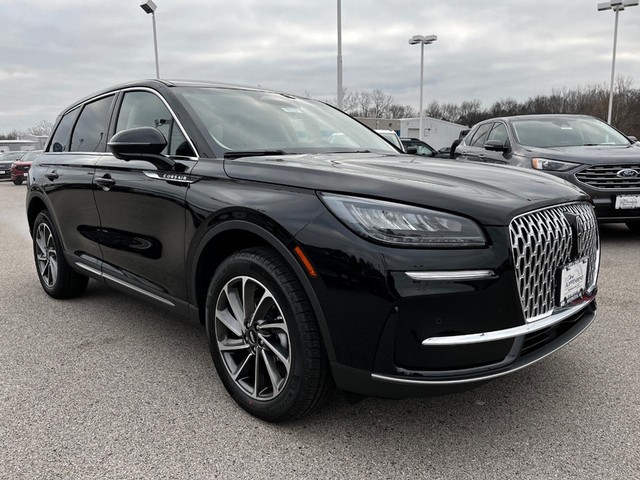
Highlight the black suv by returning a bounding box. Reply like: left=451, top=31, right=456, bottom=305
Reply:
left=27, top=80, right=599, bottom=421
left=457, top=114, right=640, bottom=231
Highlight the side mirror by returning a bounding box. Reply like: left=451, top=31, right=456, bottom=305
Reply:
left=108, top=127, right=175, bottom=170
left=406, top=145, right=418, bottom=154
left=484, top=140, right=510, bottom=152
left=628, top=135, right=637, bottom=144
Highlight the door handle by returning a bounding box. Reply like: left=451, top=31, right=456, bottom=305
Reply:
left=95, top=175, right=116, bottom=189
left=45, top=171, right=59, bottom=181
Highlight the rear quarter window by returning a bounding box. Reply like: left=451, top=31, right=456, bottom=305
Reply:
left=49, top=109, right=79, bottom=152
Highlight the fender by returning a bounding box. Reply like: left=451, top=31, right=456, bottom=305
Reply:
left=187, top=219, right=337, bottom=362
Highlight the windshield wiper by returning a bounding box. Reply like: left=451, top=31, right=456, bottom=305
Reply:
left=223, top=149, right=290, bottom=159
left=327, top=149, right=371, bottom=154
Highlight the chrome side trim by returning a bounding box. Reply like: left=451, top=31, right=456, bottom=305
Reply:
left=75, top=262, right=175, bottom=307
left=421, top=298, right=594, bottom=346
left=75, top=263, right=102, bottom=276
left=405, top=270, right=495, bottom=281
left=143, top=171, right=199, bottom=183
left=372, top=309, right=595, bottom=386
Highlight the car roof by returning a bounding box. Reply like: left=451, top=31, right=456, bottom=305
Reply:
left=61, top=79, right=304, bottom=115
left=480, top=114, right=596, bottom=124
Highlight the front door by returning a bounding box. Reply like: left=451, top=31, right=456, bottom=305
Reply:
left=92, top=90, right=198, bottom=308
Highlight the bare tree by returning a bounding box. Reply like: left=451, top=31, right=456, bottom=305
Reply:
left=0, top=129, right=24, bottom=140
left=389, top=104, right=416, bottom=119
left=356, top=91, right=372, bottom=117
left=370, top=89, right=394, bottom=118
left=28, top=120, right=54, bottom=136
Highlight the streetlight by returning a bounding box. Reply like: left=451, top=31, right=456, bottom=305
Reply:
left=409, top=34, right=437, bottom=141
left=337, top=0, right=343, bottom=110
left=597, top=0, right=638, bottom=124
left=140, top=0, right=160, bottom=79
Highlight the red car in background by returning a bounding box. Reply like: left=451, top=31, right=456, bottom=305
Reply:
left=10, top=150, right=42, bottom=185
left=0, top=151, right=25, bottom=181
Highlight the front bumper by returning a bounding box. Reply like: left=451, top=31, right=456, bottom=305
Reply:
left=294, top=211, right=598, bottom=397
left=333, top=301, right=595, bottom=397
left=10, top=169, right=29, bottom=181
left=552, top=170, right=640, bottom=222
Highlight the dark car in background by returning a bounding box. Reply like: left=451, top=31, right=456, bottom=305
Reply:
left=10, top=150, right=42, bottom=185
left=456, top=114, right=640, bottom=231
left=0, top=151, right=26, bottom=180
left=27, top=80, right=599, bottom=421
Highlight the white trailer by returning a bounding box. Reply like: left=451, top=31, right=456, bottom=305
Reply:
left=400, top=117, right=468, bottom=150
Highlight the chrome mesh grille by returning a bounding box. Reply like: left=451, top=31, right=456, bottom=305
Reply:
left=509, top=203, right=599, bottom=322
left=575, top=164, right=640, bottom=190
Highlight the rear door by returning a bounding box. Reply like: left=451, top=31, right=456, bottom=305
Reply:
left=458, top=122, right=493, bottom=162
left=39, top=94, right=116, bottom=269
left=92, top=89, right=199, bottom=310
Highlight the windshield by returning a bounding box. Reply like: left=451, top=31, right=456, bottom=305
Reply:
left=19, top=151, right=41, bottom=162
left=175, top=87, right=397, bottom=155
left=511, top=117, right=630, bottom=148
left=0, top=152, right=26, bottom=161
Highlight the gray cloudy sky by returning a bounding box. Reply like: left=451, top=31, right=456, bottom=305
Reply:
left=2, top=0, right=640, bottom=132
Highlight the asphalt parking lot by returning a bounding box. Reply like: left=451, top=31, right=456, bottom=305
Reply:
left=1, top=180, right=638, bottom=479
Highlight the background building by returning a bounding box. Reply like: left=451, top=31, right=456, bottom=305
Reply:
left=0, top=135, right=48, bottom=153
left=400, top=117, right=467, bottom=150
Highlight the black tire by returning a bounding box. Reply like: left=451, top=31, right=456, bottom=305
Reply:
left=205, top=247, right=332, bottom=422
left=32, top=211, right=89, bottom=299
left=626, top=221, right=640, bottom=233
left=13, top=179, right=23, bottom=185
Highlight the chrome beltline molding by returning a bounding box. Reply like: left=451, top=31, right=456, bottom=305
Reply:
left=75, top=262, right=175, bottom=307
left=421, top=298, right=594, bottom=346
left=405, top=270, right=495, bottom=281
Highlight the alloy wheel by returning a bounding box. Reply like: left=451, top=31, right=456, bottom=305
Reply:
left=215, top=276, right=291, bottom=401
left=35, top=223, right=58, bottom=288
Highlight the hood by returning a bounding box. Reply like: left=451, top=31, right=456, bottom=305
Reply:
left=224, top=153, right=588, bottom=226
left=522, top=144, right=640, bottom=165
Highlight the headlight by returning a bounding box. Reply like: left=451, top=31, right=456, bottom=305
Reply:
left=531, top=158, right=579, bottom=172
left=319, top=193, right=486, bottom=247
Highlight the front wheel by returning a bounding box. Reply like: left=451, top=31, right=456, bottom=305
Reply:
left=205, top=247, right=332, bottom=422
left=32, top=211, right=89, bottom=298
left=626, top=221, right=640, bottom=233
left=13, top=179, right=23, bottom=185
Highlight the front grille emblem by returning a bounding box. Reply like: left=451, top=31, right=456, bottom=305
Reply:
left=562, top=212, right=580, bottom=260
left=616, top=168, right=639, bottom=178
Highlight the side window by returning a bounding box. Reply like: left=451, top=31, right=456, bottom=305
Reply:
left=470, top=123, right=493, bottom=147
left=116, top=91, right=195, bottom=157
left=487, top=123, right=508, bottom=144
left=69, top=95, right=115, bottom=152
left=49, top=109, right=79, bottom=152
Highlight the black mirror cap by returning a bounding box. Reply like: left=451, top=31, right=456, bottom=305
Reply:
left=108, top=127, right=168, bottom=160
left=406, top=145, right=418, bottom=154
left=484, top=140, right=509, bottom=152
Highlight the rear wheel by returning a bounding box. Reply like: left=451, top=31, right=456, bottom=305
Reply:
left=205, top=247, right=332, bottom=422
left=626, top=221, right=640, bottom=233
left=33, top=211, right=88, bottom=298
left=13, top=179, right=23, bottom=185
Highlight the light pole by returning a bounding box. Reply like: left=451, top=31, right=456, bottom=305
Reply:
left=409, top=34, right=437, bottom=141
left=337, top=0, right=343, bottom=110
left=140, top=0, right=160, bottom=79
left=597, top=0, right=638, bottom=124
